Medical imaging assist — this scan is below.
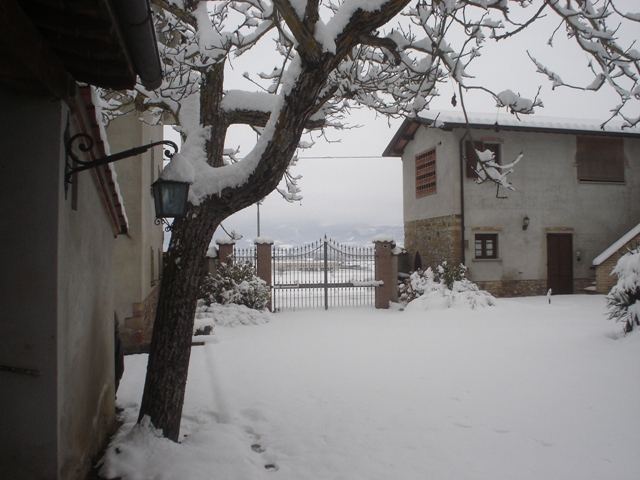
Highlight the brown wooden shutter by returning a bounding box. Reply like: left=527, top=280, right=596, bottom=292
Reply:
left=416, top=148, right=437, bottom=197
left=465, top=141, right=483, bottom=178
left=576, top=136, right=624, bottom=182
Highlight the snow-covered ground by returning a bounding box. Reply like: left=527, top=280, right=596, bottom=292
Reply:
left=101, top=295, right=639, bottom=480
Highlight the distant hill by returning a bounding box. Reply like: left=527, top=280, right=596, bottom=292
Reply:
left=231, top=222, right=404, bottom=249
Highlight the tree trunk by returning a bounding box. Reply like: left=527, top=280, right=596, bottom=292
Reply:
left=137, top=63, right=228, bottom=441
left=135, top=1, right=407, bottom=438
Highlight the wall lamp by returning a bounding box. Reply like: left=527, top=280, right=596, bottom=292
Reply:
left=522, top=215, right=530, bottom=231
left=65, top=133, right=190, bottom=227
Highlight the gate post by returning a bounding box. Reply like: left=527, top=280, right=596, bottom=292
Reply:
left=255, top=237, right=273, bottom=311
left=373, top=236, right=395, bottom=309
left=216, top=238, right=235, bottom=265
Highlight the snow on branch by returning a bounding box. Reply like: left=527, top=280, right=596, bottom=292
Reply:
left=99, top=0, right=640, bottom=205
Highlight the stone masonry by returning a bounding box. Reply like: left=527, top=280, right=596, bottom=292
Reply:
left=404, top=215, right=462, bottom=272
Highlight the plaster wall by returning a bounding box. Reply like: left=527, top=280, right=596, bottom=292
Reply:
left=460, top=128, right=640, bottom=288
left=0, top=88, right=61, bottom=480
left=0, top=86, right=117, bottom=479
left=402, top=123, right=640, bottom=294
left=110, top=116, right=164, bottom=324
left=56, top=118, right=117, bottom=479
left=402, top=126, right=461, bottom=222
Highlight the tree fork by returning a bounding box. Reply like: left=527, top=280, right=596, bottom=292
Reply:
left=137, top=62, right=228, bottom=441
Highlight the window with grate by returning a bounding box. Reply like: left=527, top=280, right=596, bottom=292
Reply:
left=416, top=147, right=437, bottom=197
left=475, top=234, right=498, bottom=259
left=576, top=136, right=624, bottom=183
left=465, top=141, right=501, bottom=178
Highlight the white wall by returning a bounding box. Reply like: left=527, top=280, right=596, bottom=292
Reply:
left=110, top=116, right=164, bottom=322
left=0, top=86, right=117, bottom=480
left=402, top=126, right=461, bottom=222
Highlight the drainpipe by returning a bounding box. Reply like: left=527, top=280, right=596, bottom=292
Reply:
left=112, top=0, right=163, bottom=90
left=459, top=132, right=468, bottom=266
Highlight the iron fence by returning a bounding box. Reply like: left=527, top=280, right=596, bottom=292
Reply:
left=272, top=237, right=376, bottom=310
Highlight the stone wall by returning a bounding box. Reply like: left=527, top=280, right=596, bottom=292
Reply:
left=475, top=277, right=593, bottom=298
left=475, top=280, right=547, bottom=298
left=404, top=215, right=462, bottom=271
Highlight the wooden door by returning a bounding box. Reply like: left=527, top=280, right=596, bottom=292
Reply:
left=547, top=234, right=573, bottom=294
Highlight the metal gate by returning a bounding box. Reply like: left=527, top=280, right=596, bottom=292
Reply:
left=272, top=237, right=376, bottom=310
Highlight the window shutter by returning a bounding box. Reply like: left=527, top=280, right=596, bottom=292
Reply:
left=577, top=136, right=624, bottom=182
left=465, top=141, right=483, bottom=178
left=416, top=148, right=437, bottom=197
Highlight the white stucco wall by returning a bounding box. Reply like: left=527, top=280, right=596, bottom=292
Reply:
left=402, top=126, right=461, bottom=222
left=402, top=122, right=640, bottom=288
left=0, top=86, right=117, bottom=480
left=110, top=116, right=164, bottom=322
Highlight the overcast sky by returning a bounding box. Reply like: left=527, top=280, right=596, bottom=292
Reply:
left=165, top=3, right=632, bottom=245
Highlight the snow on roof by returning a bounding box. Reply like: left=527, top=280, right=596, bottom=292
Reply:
left=593, top=222, right=640, bottom=266
left=383, top=110, right=640, bottom=157
left=421, top=111, right=640, bottom=136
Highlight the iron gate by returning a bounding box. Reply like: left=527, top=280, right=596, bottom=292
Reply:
left=272, top=237, right=376, bottom=310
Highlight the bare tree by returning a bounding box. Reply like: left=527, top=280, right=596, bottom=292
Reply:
left=100, top=0, right=639, bottom=441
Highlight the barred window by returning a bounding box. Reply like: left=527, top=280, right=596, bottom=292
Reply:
left=416, top=148, right=437, bottom=197
left=576, top=136, right=624, bottom=183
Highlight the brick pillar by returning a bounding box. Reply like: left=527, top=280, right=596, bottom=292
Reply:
left=374, top=238, right=394, bottom=309
left=216, top=239, right=235, bottom=265
left=255, top=238, right=274, bottom=311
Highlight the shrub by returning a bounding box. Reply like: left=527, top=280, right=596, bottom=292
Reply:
left=199, top=261, right=270, bottom=311
left=399, top=262, right=467, bottom=303
left=432, top=261, right=467, bottom=290
left=398, top=262, right=495, bottom=310
left=606, top=247, right=640, bottom=333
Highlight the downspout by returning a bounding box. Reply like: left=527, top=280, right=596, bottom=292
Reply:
left=112, top=0, right=163, bottom=90
left=459, top=131, right=468, bottom=266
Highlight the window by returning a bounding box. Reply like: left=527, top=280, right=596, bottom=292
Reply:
left=576, top=136, right=624, bottom=183
left=465, top=141, right=501, bottom=178
left=475, top=234, right=498, bottom=259
left=416, top=147, right=437, bottom=197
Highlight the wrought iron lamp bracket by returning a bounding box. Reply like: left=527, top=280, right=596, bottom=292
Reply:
left=65, top=133, right=178, bottom=188
left=154, top=217, right=175, bottom=232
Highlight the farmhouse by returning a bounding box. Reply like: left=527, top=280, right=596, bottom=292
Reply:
left=383, top=112, right=640, bottom=297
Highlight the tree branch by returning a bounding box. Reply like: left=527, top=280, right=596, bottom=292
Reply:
left=272, top=0, right=323, bottom=62
left=151, top=0, right=197, bottom=27
left=358, top=34, right=401, bottom=65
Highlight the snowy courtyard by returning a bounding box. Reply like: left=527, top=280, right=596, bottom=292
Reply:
left=102, top=295, right=639, bottom=480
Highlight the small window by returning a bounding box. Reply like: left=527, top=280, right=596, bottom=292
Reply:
left=416, top=148, right=436, bottom=197
left=465, top=141, right=501, bottom=178
left=576, top=136, right=624, bottom=182
left=475, top=234, right=498, bottom=259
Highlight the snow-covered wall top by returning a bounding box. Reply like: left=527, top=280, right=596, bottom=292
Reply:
left=254, top=236, right=274, bottom=245
left=372, top=234, right=395, bottom=243
left=593, top=222, right=640, bottom=266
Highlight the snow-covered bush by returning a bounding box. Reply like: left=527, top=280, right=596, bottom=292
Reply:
left=399, top=263, right=496, bottom=310
left=399, top=262, right=467, bottom=302
left=606, top=247, right=640, bottom=333
left=195, top=302, right=271, bottom=331
left=199, top=261, right=270, bottom=311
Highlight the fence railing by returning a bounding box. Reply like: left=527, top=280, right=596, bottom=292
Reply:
left=214, top=236, right=397, bottom=311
